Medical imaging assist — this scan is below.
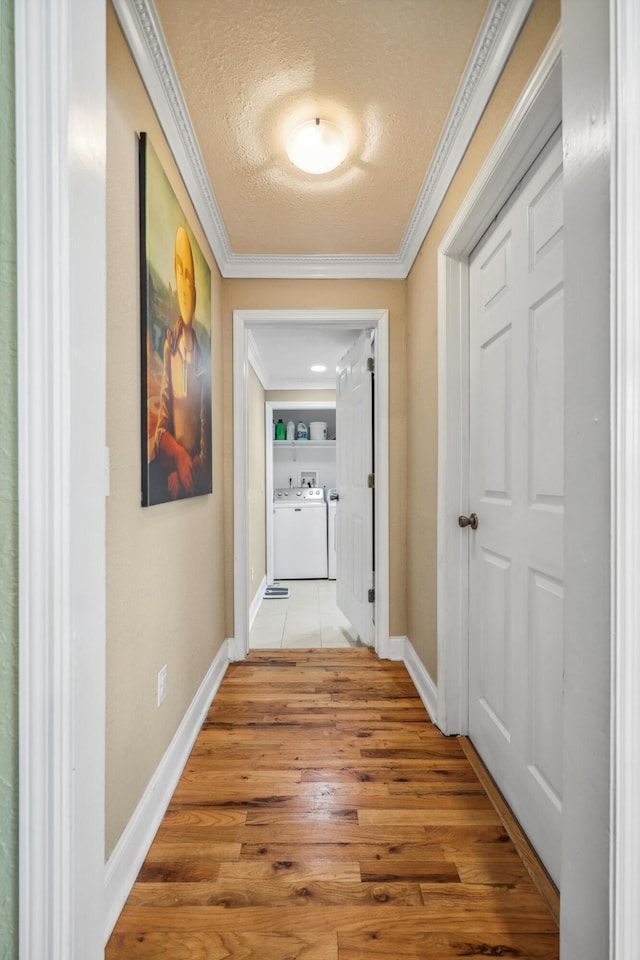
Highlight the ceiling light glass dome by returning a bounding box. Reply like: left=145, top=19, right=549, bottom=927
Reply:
left=286, top=118, right=348, bottom=175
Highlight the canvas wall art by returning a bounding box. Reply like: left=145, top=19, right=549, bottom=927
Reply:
left=139, top=133, right=212, bottom=506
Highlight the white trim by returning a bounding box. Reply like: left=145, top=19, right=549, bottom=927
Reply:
left=268, top=401, right=336, bottom=408
left=234, top=310, right=390, bottom=660
left=372, top=314, right=390, bottom=659
left=16, top=1, right=107, bottom=958
left=388, top=636, right=406, bottom=661
left=103, top=643, right=230, bottom=942
left=223, top=253, right=407, bottom=280
left=247, top=331, right=269, bottom=390
left=436, top=28, right=561, bottom=736
left=441, top=26, right=562, bottom=255
left=233, top=313, right=251, bottom=658
left=249, top=576, right=267, bottom=629
left=611, top=0, right=640, bottom=955
left=111, top=0, right=535, bottom=279
left=110, top=0, right=232, bottom=272
left=403, top=639, right=439, bottom=726
left=435, top=236, right=471, bottom=736
left=226, top=636, right=243, bottom=662
left=263, top=380, right=337, bottom=391
left=398, top=0, right=536, bottom=268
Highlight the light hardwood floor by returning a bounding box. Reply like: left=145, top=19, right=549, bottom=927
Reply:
left=106, top=648, right=559, bottom=959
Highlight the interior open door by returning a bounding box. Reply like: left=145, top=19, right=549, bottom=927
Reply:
left=336, top=330, right=374, bottom=644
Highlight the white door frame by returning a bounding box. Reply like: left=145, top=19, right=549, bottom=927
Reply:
left=611, top=1, right=640, bottom=954
left=233, top=309, right=389, bottom=660
left=265, top=399, right=336, bottom=585
left=436, top=27, right=561, bottom=735
left=15, top=1, right=107, bottom=958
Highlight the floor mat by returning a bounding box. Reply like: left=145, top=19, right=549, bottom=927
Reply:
left=264, top=586, right=290, bottom=599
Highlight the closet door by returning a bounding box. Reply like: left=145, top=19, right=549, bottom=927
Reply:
left=467, top=133, right=564, bottom=884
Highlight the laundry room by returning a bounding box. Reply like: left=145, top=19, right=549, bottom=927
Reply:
left=270, top=402, right=337, bottom=581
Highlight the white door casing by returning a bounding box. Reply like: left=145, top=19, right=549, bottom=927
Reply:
left=612, top=1, right=640, bottom=955
left=336, top=331, right=374, bottom=644
left=233, top=309, right=390, bottom=660
left=467, top=133, right=563, bottom=886
left=436, top=26, right=561, bottom=734
left=16, top=0, right=107, bottom=957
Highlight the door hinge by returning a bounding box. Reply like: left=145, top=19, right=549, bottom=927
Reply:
left=367, top=356, right=375, bottom=373
left=368, top=473, right=375, bottom=488
left=368, top=588, right=375, bottom=603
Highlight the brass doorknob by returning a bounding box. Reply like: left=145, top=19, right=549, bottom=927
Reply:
left=458, top=513, right=479, bottom=530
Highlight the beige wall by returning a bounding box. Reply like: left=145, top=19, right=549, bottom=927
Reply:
left=266, top=390, right=336, bottom=403
left=222, top=280, right=407, bottom=637
left=106, top=7, right=226, bottom=857
left=248, top=364, right=266, bottom=605
left=405, top=0, right=561, bottom=679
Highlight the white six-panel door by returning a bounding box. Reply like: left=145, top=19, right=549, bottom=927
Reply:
left=336, top=331, right=373, bottom=644
left=467, top=132, right=564, bottom=885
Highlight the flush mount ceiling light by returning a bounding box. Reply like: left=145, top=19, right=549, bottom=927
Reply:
left=310, top=364, right=327, bottom=372
left=286, top=118, right=348, bottom=175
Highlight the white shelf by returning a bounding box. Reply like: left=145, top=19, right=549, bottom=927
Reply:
left=273, top=440, right=336, bottom=449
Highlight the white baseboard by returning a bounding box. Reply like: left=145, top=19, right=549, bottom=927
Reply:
left=249, top=575, right=267, bottom=629
left=388, top=635, right=407, bottom=661
left=402, top=638, right=439, bottom=725
left=226, top=635, right=243, bottom=661
left=103, top=639, right=231, bottom=943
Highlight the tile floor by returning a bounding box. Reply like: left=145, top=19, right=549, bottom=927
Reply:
left=249, top=579, right=362, bottom=649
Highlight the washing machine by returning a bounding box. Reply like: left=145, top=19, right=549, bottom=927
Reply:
left=273, top=487, right=328, bottom=579
left=327, top=488, right=337, bottom=580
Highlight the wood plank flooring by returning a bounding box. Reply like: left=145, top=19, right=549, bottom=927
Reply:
left=106, top=648, right=559, bottom=959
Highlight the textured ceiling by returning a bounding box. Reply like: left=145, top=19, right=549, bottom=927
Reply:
left=154, top=0, right=490, bottom=257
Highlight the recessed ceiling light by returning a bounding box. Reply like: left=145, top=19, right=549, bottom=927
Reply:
left=310, top=364, right=327, bottom=373
left=287, top=118, right=348, bottom=175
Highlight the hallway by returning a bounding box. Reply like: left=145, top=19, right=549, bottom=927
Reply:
left=106, top=648, right=559, bottom=958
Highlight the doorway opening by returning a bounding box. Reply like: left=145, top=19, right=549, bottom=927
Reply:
left=232, top=309, right=390, bottom=661
left=256, top=397, right=356, bottom=651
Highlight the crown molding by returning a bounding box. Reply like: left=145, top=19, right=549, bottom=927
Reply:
left=113, top=0, right=535, bottom=280
left=111, top=0, right=232, bottom=271
left=398, top=0, right=535, bottom=269
left=223, top=252, right=407, bottom=280
left=234, top=309, right=388, bottom=327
